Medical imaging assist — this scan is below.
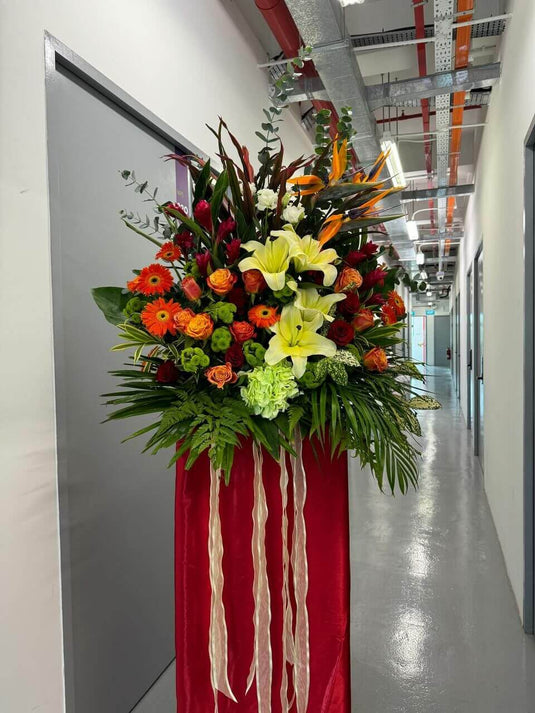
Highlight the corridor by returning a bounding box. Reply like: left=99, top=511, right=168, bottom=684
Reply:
left=351, top=367, right=535, bottom=712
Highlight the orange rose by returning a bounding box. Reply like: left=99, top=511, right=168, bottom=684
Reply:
left=181, top=275, right=202, bottom=301
left=173, top=307, right=195, bottom=334
left=206, top=268, right=238, bottom=296
left=230, top=321, right=257, bottom=343
left=363, top=347, right=388, bottom=372
left=242, top=269, right=267, bottom=294
left=352, top=309, right=375, bottom=332
left=335, top=267, right=363, bottom=293
left=388, top=290, right=405, bottom=317
left=381, top=303, right=398, bottom=326
left=184, top=313, right=214, bottom=340
left=205, top=363, right=238, bottom=389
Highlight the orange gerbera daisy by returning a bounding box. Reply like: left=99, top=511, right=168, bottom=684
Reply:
left=248, top=304, right=280, bottom=328
left=155, top=241, right=182, bottom=262
left=141, top=298, right=180, bottom=337
left=134, top=264, right=174, bottom=296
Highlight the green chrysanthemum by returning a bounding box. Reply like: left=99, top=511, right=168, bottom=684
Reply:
left=241, top=363, right=299, bottom=420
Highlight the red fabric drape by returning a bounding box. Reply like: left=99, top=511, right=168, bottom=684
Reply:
left=175, top=439, right=350, bottom=712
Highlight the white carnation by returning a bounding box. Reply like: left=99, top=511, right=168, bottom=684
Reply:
left=282, top=204, right=305, bottom=225
left=256, top=188, right=279, bottom=212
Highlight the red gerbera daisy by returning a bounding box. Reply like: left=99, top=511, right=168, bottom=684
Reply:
left=155, top=242, right=182, bottom=262
left=248, top=304, right=280, bottom=328
left=133, top=264, right=174, bottom=296
left=141, top=298, right=180, bottom=337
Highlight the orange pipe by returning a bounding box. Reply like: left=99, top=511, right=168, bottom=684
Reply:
left=446, top=0, right=474, bottom=251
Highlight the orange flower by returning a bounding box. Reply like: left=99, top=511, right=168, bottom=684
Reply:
left=242, top=269, right=267, bottom=294
left=248, top=305, right=280, bottom=328
left=230, top=321, right=257, bottom=343
left=335, top=267, right=363, bottom=293
left=363, top=347, right=388, bottom=372
left=173, top=307, right=195, bottom=334
left=329, top=139, right=348, bottom=183
left=184, top=313, right=214, bottom=340
left=205, top=363, right=238, bottom=389
left=388, top=291, right=406, bottom=317
left=287, top=174, right=325, bottom=196
left=181, top=275, right=202, bottom=301
left=206, top=268, right=238, bottom=296
left=129, top=264, right=174, bottom=296
left=156, top=241, right=182, bottom=262
left=319, top=213, right=346, bottom=246
left=381, top=303, right=398, bottom=326
left=352, top=309, right=375, bottom=332
left=141, top=298, right=180, bottom=337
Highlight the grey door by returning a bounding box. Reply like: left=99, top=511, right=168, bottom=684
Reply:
left=466, top=268, right=473, bottom=429
left=47, top=57, right=179, bottom=712
left=434, top=315, right=451, bottom=367
left=474, top=247, right=485, bottom=467
left=455, top=294, right=461, bottom=396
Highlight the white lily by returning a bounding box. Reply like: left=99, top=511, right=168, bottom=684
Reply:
left=291, top=285, right=347, bottom=322
left=271, top=224, right=339, bottom=286
left=264, top=304, right=337, bottom=378
left=239, top=236, right=300, bottom=291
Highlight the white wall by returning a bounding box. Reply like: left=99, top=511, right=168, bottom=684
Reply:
left=0, top=2, right=311, bottom=711
left=454, top=0, right=535, bottom=618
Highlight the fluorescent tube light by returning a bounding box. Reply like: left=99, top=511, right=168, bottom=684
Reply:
left=380, top=138, right=406, bottom=188
left=419, top=270, right=428, bottom=280
left=340, top=0, right=365, bottom=5
left=406, top=220, right=419, bottom=241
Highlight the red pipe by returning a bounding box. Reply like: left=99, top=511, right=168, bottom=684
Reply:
left=255, top=0, right=339, bottom=139
left=412, top=0, right=435, bottom=230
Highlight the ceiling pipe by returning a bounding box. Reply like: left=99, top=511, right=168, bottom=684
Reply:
left=376, top=104, right=482, bottom=124
left=254, top=0, right=339, bottom=138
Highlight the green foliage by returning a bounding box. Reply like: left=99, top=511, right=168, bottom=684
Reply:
left=92, top=287, right=132, bottom=325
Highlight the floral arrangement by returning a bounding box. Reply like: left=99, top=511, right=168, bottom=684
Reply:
left=93, top=112, right=424, bottom=493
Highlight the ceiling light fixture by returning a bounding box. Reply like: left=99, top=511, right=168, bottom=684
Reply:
left=420, top=270, right=428, bottom=280
left=380, top=137, right=406, bottom=188
left=406, top=220, right=419, bottom=241
left=340, top=0, right=366, bottom=5
left=416, top=251, right=425, bottom=266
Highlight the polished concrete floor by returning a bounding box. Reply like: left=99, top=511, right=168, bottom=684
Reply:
left=136, top=367, right=535, bottom=712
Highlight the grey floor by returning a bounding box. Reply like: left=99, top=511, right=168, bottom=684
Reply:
left=136, top=367, right=535, bottom=712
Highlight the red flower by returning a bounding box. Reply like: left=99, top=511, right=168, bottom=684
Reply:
left=381, top=302, right=398, bottom=326
left=163, top=202, right=186, bottom=216
left=155, top=360, right=180, bottom=384
left=362, top=241, right=379, bottom=257
left=225, top=343, right=245, bottom=369
left=327, top=319, right=355, bottom=347
left=242, top=269, right=267, bottom=294
left=174, top=231, right=194, bottom=251
left=181, top=275, right=202, bottom=301
left=195, top=252, right=212, bottom=277
left=193, top=200, right=213, bottom=232
left=227, top=287, right=247, bottom=314
left=366, top=293, right=386, bottom=307
left=226, top=238, right=242, bottom=264
left=217, top=217, right=236, bottom=243
left=337, top=292, right=360, bottom=317
left=230, top=321, right=257, bottom=343
left=361, top=267, right=387, bottom=291
left=345, top=250, right=367, bottom=267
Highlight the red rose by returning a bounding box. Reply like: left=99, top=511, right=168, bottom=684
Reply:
left=230, top=321, right=257, bottom=343
left=327, top=319, right=355, bottom=347
left=174, top=231, right=194, bottom=251
left=225, top=238, right=242, bottom=264
left=227, top=287, right=247, bottom=314
left=155, top=360, right=179, bottom=383
left=193, top=200, right=213, bottom=232
left=337, top=292, right=360, bottom=317
left=217, top=217, right=236, bottom=243
left=352, top=309, right=375, bottom=332
left=242, top=269, right=267, bottom=294
left=225, top=343, right=245, bottom=369
left=195, top=252, right=212, bottom=277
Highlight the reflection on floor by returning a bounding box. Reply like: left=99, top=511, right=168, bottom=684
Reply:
left=135, top=367, right=535, bottom=712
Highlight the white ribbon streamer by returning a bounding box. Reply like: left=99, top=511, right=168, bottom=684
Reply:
left=246, top=443, right=273, bottom=711
left=208, top=463, right=237, bottom=709
left=290, top=432, right=311, bottom=713
left=280, top=448, right=295, bottom=712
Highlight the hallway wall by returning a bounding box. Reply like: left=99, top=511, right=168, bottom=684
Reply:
left=0, top=2, right=311, bottom=711
left=454, top=0, right=535, bottom=618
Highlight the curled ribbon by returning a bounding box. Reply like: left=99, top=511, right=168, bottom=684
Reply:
left=208, top=463, right=237, bottom=709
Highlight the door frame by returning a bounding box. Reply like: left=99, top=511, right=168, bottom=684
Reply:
left=523, top=116, right=535, bottom=633
left=473, top=243, right=484, bottom=459
left=44, top=33, right=207, bottom=709
left=466, top=267, right=473, bottom=429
